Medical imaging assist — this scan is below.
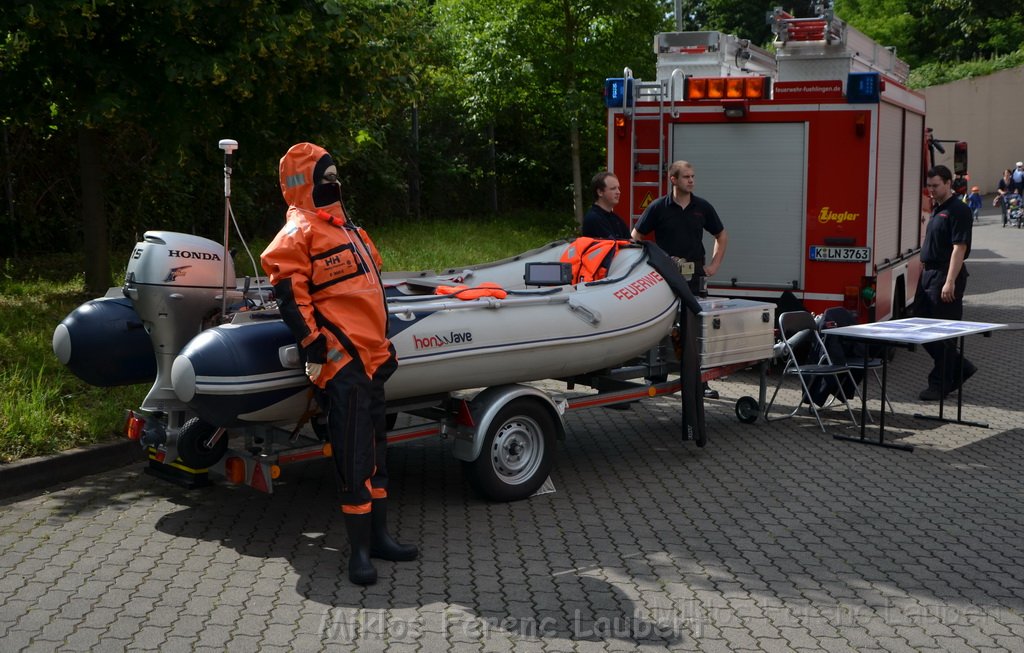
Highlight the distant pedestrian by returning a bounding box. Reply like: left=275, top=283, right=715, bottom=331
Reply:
left=1013, top=161, right=1024, bottom=194
left=967, top=186, right=982, bottom=222
left=995, top=168, right=1013, bottom=226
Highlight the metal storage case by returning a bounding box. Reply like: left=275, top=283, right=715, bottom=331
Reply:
left=697, top=299, right=776, bottom=368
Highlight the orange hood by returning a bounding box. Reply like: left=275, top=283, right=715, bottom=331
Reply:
left=278, top=142, right=341, bottom=214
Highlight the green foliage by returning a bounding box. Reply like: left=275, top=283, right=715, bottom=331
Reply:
left=0, top=0, right=434, bottom=256
left=690, top=0, right=781, bottom=47
left=373, top=210, right=578, bottom=271
left=909, top=48, right=1024, bottom=88
left=0, top=270, right=146, bottom=462
left=430, top=0, right=671, bottom=213
left=2, top=0, right=1020, bottom=272
left=837, top=0, right=1024, bottom=68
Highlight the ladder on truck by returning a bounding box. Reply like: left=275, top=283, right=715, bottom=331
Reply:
left=619, top=67, right=684, bottom=231
left=770, top=5, right=909, bottom=83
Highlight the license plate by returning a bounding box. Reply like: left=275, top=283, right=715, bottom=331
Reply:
left=809, top=246, right=871, bottom=262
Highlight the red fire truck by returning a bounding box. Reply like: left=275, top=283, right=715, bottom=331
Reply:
left=605, top=8, right=962, bottom=322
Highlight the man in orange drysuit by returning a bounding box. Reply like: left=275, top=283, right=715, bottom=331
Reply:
left=261, top=142, right=417, bottom=585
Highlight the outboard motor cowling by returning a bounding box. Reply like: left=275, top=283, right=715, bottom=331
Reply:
left=123, top=231, right=238, bottom=415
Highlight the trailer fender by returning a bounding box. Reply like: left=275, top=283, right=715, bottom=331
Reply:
left=452, top=384, right=566, bottom=463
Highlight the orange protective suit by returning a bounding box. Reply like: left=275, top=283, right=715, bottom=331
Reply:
left=261, top=142, right=392, bottom=387
left=261, top=142, right=396, bottom=514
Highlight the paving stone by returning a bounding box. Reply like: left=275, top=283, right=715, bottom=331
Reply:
left=2, top=209, right=1024, bottom=653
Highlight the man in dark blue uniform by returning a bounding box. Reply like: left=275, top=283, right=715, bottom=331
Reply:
left=632, top=160, right=729, bottom=399
left=916, top=164, right=977, bottom=401
left=581, top=171, right=630, bottom=239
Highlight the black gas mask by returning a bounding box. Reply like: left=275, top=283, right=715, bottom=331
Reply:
left=312, top=153, right=342, bottom=208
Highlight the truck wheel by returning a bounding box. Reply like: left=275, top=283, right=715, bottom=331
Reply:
left=464, top=399, right=555, bottom=502
left=735, top=396, right=760, bottom=424
left=176, top=417, right=228, bottom=469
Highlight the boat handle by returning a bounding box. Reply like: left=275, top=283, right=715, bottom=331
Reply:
left=568, top=298, right=601, bottom=325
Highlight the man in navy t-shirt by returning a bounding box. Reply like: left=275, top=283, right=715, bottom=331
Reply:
left=581, top=171, right=630, bottom=239
left=915, top=164, right=976, bottom=401
left=633, top=160, right=729, bottom=399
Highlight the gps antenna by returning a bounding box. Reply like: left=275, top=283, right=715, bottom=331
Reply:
left=218, top=139, right=238, bottom=318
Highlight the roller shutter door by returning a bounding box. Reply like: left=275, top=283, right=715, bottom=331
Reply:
left=670, top=122, right=806, bottom=289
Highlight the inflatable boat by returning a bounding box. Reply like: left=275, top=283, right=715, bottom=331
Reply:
left=55, top=233, right=684, bottom=430
left=171, top=240, right=681, bottom=427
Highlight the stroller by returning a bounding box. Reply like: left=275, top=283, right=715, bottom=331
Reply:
left=1004, top=192, right=1023, bottom=228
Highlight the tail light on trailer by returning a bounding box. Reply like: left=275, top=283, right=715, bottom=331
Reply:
left=224, top=457, right=246, bottom=484
left=124, top=412, right=144, bottom=441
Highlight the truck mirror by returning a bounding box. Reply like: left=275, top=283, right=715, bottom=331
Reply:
left=954, top=141, right=968, bottom=176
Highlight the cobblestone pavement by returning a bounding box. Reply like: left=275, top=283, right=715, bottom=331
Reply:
left=2, top=207, right=1023, bottom=652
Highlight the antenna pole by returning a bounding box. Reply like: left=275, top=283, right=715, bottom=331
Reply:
left=218, top=139, right=239, bottom=319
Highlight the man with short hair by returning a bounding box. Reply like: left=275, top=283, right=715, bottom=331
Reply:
left=632, top=160, right=729, bottom=399
left=581, top=171, right=630, bottom=239
left=915, top=164, right=977, bottom=401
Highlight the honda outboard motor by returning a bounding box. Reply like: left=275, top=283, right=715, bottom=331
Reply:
left=122, top=231, right=239, bottom=446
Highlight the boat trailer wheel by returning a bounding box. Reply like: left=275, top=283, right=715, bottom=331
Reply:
left=465, top=399, right=555, bottom=502
left=735, top=396, right=760, bottom=424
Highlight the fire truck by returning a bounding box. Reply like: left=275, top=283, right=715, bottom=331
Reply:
left=604, top=7, right=963, bottom=321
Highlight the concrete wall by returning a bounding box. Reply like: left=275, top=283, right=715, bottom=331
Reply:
left=923, top=65, right=1024, bottom=193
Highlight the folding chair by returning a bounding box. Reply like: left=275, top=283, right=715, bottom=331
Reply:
left=765, top=311, right=859, bottom=432
left=819, top=307, right=894, bottom=416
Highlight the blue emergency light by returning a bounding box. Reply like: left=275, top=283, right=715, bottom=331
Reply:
left=603, top=78, right=634, bottom=108
left=847, top=72, right=881, bottom=103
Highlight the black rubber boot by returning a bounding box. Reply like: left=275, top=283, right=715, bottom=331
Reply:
left=369, top=499, right=418, bottom=562
left=343, top=513, right=377, bottom=585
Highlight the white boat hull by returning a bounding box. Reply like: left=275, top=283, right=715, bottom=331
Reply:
left=166, top=241, right=680, bottom=426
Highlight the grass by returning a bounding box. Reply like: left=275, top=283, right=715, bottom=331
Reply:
left=0, top=210, right=576, bottom=463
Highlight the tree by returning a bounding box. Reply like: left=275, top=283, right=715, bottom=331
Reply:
left=433, top=0, right=671, bottom=220
left=1, top=0, right=430, bottom=291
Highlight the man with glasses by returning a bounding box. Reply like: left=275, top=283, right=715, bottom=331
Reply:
left=915, top=164, right=976, bottom=401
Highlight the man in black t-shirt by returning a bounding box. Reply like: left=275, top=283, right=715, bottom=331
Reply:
left=632, top=160, right=729, bottom=399
left=915, top=164, right=976, bottom=401
left=581, top=171, right=630, bottom=239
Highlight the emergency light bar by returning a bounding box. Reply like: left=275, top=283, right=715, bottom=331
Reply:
left=603, top=78, right=634, bottom=108
left=684, top=76, right=770, bottom=101
left=846, top=72, right=881, bottom=103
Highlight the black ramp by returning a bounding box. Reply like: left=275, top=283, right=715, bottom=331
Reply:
left=681, top=307, right=707, bottom=446
left=640, top=242, right=706, bottom=445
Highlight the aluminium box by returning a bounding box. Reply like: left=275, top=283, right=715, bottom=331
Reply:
left=697, top=298, right=776, bottom=368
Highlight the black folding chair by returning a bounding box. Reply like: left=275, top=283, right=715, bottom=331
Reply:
left=765, top=311, right=859, bottom=432
left=819, top=307, right=894, bottom=417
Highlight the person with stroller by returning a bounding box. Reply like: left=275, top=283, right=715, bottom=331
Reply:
left=1005, top=189, right=1024, bottom=228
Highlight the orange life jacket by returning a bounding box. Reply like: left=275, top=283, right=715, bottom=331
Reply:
left=559, top=237, right=630, bottom=283
left=436, top=282, right=508, bottom=300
